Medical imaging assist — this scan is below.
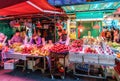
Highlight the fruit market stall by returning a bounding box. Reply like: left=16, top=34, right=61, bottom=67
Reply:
left=2, top=43, right=52, bottom=72
left=0, top=33, right=7, bottom=66
left=49, top=44, right=69, bottom=79
left=69, top=37, right=116, bottom=79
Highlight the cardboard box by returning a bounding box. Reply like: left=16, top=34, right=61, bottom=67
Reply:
left=4, top=59, right=18, bottom=70
left=27, top=58, right=40, bottom=70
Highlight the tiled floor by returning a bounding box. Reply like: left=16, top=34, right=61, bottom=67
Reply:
left=0, top=68, right=116, bottom=81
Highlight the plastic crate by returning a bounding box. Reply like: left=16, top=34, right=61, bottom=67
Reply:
left=76, top=63, right=89, bottom=72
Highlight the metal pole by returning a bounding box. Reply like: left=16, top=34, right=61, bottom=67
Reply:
left=54, top=14, right=56, bottom=42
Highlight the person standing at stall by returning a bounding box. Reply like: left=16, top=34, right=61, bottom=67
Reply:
left=9, top=30, right=23, bottom=45
left=29, top=34, right=42, bottom=46
left=100, top=30, right=106, bottom=40
left=20, top=28, right=28, bottom=44
left=47, top=27, right=53, bottom=42
left=114, top=29, right=119, bottom=42
left=105, top=30, right=111, bottom=42
left=59, top=30, right=69, bottom=45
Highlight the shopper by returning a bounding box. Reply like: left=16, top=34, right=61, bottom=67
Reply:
left=100, top=29, right=106, bottom=40
left=105, top=30, right=111, bottom=42
left=114, top=29, right=119, bottom=42
left=8, top=30, right=23, bottom=45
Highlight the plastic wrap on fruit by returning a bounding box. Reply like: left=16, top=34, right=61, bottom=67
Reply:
left=50, top=44, right=69, bottom=53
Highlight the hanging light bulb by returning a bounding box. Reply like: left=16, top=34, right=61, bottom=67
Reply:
left=80, top=29, right=83, bottom=32
left=93, top=21, right=100, bottom=29
left=93, top=24, right=100, bottom=29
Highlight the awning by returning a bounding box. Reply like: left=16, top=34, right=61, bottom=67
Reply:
left=61, top=1, right=120, bottom=13
left=0, top=0, right=63, bottom=16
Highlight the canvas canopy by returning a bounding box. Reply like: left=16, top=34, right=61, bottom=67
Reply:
left=0, top=0, right=63, bottom=16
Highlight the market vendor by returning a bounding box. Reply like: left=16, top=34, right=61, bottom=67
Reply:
left=59, top=34, right=68, bottom=45
left=57, top=29, right=69, bottom=45
left=9, top=30, right=23, bottom=45
left=106, top=30, right=111, bottom=42
left=29, top=34, right=42, bottom=46
left=20, top=28, right=28, bottom=44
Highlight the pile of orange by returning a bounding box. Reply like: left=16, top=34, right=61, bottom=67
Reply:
left=117, top=53, right=120, bottom=58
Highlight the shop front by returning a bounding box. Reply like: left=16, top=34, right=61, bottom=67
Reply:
left=0, top=0, right=120, bottom=81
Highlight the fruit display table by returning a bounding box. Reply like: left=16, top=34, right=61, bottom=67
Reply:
left=2, top=52, right=28, bottom=71
left=68, top=39, right=117, bottom=79
left=1, top=43, right=53, bottom=72
left=69, top=52, right=116, bottom=65
left=69, top=52, right=115, bottom=79
left=2, top=51, right=47, bottom=72
left=49, top=44, right=69, bottom=79
left=69, top=50, right=116, bottom=80
left=69, top=52, right=116, bottom=79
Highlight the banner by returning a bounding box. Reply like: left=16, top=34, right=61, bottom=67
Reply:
left=48, top=0, right=86, bottom=6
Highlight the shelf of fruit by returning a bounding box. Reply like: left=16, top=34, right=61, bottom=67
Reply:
left=70, top=38, right=116, bottom=54
left=8, top=43, right=52, bottom=56
left=70, top=39, right=84, bottom=53
left=116, top=53, right=120, bottom=64
left=69, top=39, right=101, bottom=54
left=50, top=44, right=69, bottom=54
left=69, top=39, right=116, bottom=65
left=107, top=42, right=120, bottom=52
left=0, top=43, right=5, bottom=51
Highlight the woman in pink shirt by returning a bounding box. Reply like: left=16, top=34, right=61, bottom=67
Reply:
left=9, top=30, right=23, bottom=45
